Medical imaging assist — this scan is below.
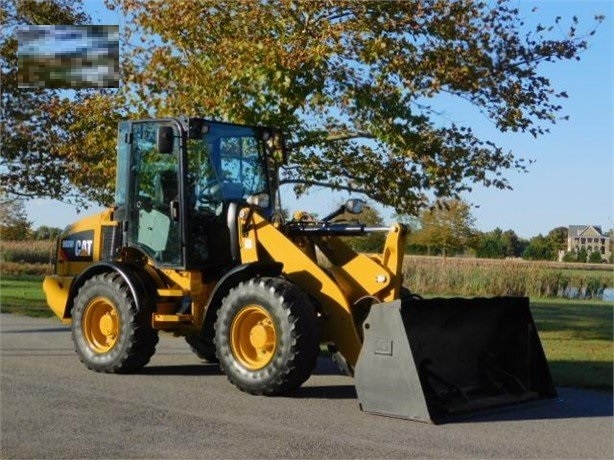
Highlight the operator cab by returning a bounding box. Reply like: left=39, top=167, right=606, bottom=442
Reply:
left=114, top=117, right=284, bottom=270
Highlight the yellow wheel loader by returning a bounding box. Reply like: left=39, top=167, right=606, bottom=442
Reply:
left=43, top=117, right=556, bottom=423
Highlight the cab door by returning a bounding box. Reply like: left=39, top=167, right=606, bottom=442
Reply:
left=127, top=120, right=184, bottom=266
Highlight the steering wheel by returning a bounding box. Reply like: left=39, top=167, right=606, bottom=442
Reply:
left=135, top=195, right=153, bottom=212
left=197, top=179, right=221, bottom=204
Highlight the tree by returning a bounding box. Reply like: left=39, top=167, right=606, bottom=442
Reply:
left=501, top=229, right=527, bottom=257
left=32, top=225, right=63, bottom=240
left=50, top=90, right=127, bottom=205
left=473, top=227, right=527, bottom=259
left=4, top=1, right=602, bottom=214
left=588, top=250, right=603, bottom=264
left=0, top=195, right=32, bottom=240
left=410, top=199, right=475, bottom=256
left=562, top=251, right=576, bottom=263
left=521, top=227, right=569, bottom=261
left=576, top=247, right=588, bottom=263
left=475, top=228, right=505, bottom=259
left=0, top=0, right=93, bottom=201
left=546, top=226, right=568, bottom=253
left=522, top=234, right=554, bottom=261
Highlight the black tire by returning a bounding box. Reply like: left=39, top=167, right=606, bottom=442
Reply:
left=401, top=286, right=423, bottom=300
left=214, top=277, right=319, bottom=395
left=71, top=272, right=158, bottom=373
left=185, top=334, right=218, bottom=363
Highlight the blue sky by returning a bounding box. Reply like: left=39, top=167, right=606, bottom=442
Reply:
left=25, top=0, right=613, bottom=239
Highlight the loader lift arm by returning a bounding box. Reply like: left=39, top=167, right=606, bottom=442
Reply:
left=237, top=207, right=407, bottom=368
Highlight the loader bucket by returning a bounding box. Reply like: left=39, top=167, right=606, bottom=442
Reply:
left=354, top=297, right=557, bottom=424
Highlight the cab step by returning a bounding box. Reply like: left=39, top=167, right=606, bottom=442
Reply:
left=152, top=313, right=193, bottom=329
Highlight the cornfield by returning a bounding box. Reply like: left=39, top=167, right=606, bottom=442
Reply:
left=1, top=240, right=55, bottom=276
left=1, top=240, right=55, bottom=264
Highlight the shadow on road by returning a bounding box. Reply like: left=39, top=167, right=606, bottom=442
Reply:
left=312, top=356, right=346, bottom=376
left=138, top=364, right=222, bottom=376
left=455, top=387, right=613, bottom=424
left=292, top=384, right=357, bottom=400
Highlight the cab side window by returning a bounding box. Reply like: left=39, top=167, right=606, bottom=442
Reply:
left=129, top=122, right=182, bottom=266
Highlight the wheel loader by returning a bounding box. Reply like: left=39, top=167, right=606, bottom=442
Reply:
left=43, top=117, right=557, bottom=423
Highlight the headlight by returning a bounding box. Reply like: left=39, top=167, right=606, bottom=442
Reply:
left=247, top=193, right=270, bottom=209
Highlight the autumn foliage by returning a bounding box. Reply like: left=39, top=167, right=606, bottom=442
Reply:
left=1, top=0, right=603, bottom=214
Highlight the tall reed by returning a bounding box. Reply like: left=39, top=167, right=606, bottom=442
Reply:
left=403, top=256, right=612, bottom=299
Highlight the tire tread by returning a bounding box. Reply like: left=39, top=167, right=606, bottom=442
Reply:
left=215, top=277, right=319, bottom=395
left=72, top=272, right=158, bottom=373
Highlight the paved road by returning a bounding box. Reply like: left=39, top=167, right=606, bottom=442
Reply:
left=1, top=313, right=612, bottom=459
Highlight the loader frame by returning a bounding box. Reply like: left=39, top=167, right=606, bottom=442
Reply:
left=43, top=116, right=557, bottom=423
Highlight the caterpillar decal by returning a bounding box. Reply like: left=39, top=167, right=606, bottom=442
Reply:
left=60, top=230, right=95, bottom=262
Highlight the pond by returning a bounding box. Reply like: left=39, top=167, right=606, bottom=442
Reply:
left=602, top=287, right=614, bottom=302
left=562, top=286, right=614, bottom=301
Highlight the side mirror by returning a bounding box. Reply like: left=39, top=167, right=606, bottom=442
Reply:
left=345, top=198, right=365, bottom=215
left=321, top=198, right=365, bottom=223
left=157, top=126, right=174, bottom=154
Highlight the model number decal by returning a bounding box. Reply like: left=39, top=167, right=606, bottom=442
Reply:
left=61, top=230, right=95, bottom=261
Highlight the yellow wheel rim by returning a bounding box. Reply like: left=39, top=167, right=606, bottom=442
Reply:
left=82, top=297, right=119, bottom=353
left=230, top=305, right=277, bottom=370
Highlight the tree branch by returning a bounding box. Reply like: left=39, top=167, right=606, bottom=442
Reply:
left=289, top=130, right=373, bottom=149
left=279, top=178, right=367, bottom=195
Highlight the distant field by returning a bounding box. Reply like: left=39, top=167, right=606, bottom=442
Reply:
left=1, top=276, right=611, bottom=391
left=2, top=241, right=612, bottom=299
left=403, top=255, right=613, bottom=299
left=0, top=240, right=54, bottom=264
left=0, top=240, right=54, bottom=276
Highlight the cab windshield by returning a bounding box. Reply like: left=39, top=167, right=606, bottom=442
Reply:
left=188, top=123, right=269, bottom=209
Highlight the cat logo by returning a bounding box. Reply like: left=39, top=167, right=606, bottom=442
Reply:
left=60, top=230, right=95, bottom=262
left=75, top=239, right=93, bottom=257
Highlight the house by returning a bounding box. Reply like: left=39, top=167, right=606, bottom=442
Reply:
left=567, top=225, right=612, bottom=262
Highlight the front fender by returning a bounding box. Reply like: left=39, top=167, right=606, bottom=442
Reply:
left=198, top=262, right=283, bottom=340
left=61, top=262, right=158, bottom=320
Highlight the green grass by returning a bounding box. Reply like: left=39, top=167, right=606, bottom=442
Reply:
left=531, top=298, right=613, bottom=391
left=0, top=276, right=54, bottom=317
left=1, top=277, right=611, bottom=390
